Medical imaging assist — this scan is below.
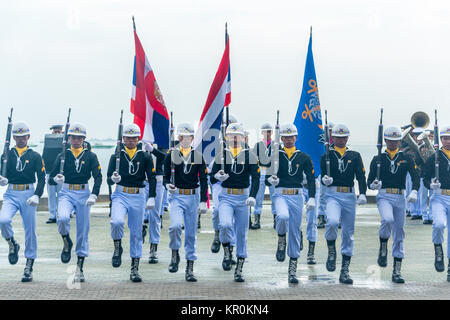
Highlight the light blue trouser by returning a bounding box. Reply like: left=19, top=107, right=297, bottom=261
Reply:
left=168, top=191, right=199, bottom=261
left=302, top=178, right=320, bottom=242
left=160, top=188, right=169, bottom=215
left=0, top=185, right=37, bottom=259
left=218, top=188, right=249, bottom=258
left=431, top=192, right=450, bottom=257
left=254, top=173, right=276, bottom=215
left=273, top=188, right=304, bottom=259
left=412, top=178, right=427, bottom=217
left=211, top=182, right=236, bottom=246
left=46, top=174, right=61, bottom=219
left=376, top=190, right=406, bottom=259
left=57, top=184, right=91, bottom=257
left=318, top=179, right=327, bottom=217
left=110, top=187, right=146, bottom=258
left=325, top=190, right=357, bottom=256
left=405, top=173, right=415, bottom=213
left=144, top=179, right=164, bottom=244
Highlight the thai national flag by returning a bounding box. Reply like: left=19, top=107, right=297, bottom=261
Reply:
left=130, top=20, right=169, bottom=149
left=193, top=30, right=231, bottom=165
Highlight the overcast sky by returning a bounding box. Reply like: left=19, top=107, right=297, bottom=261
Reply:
left=1, top=0, right=449, bottom=145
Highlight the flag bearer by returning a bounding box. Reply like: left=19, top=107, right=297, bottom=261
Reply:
left=320, top=124, right=367, bottom=285
left=211, top=123, right=260, bottom=282
left=423, top=125, right=450, bottom=282
left=143, top=141, right=167, bottom=264
left=367, top=126, right=419, bottom=284
left=251, top=123, right=277, bottom=230
left=0, top=122, right=45, bottom=282
left=266, top=124, right=316, bottom=283
left=107, top=124, right=157, bottom=282
left=163, top=123, right=208, bottom=282
left=49, top=123, right=102, bottom=282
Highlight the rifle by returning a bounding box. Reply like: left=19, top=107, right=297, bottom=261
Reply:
left=1, top=108, right=13, bottom=177
left=271, top=110, right=280, bottom=175
left=376, top=108, right=384, bottom=181
left=109, top=109, right=123, bottom=217
left=169, top=112, right=175, bottom=185
left=60, top=108, right=72, bottom=175
left=433, top=109, right=440, bottom=182
left=324, top=110, right=330, bottom=177
left=219, top=112, right=227, bottom=173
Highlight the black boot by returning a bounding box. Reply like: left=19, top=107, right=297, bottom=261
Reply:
left=60, top=234, right=73, bottom=264
left=130, top=258, right=142, bottom=282
left=21, top=258, right=34, bottom=282
left=74, top=256, right=85, bottom=283
left=377, top=238, right=388, bottom=267
left=7, top=238, right=20, bottom=265
left=230, top=246, right=237, bottom=265
left=326, top=240, right=337, bottom=272
left=300, top=231, right=303, bottom=251
left=185, top=260, right=197, bottom=282
left=307, top=241, right=316, bottom=265
left=276, top=234, right=287, bottom=262
left=168, top=249, right=180, bottom=273
left=142, top=224, right=148, bottom=244
left=249, top=214, right=254, bottom=230
left=273, top=214, right=277, bottom=229
left=222, top=243, right=232, bottom=271
left=288, top=258, right=298, bottom=284
left=253, top=214, right=261, bottom=230
left=339, top=255, right=353, bottom=285
left=447, top=260, right=450, bottom=282
left=317, top=215, right=326, bottom=229
left=234, top=257, right=245, bottom=282
left=148, top=243, right=158, bottom=264
left=112, top=239, right=123, bottom=268
left=160, top=215, right=163, bottom=229
left=434, top=244, right=445, bottom=272
left=211, top=230, right=221, bottom=253
left=392, top=257, right=405, bottom=284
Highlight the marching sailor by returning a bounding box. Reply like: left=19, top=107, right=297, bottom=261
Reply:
left=49, top=123, right=102, bottom=282
left=164, top=123, right=208, bottom=282
left=251, top=123, right=277, bottom=230
left=266, top=124, right=316, bottom=283
left=423, top=125, right=450, bottom=281
left=107, top=124, right=157, bottom=282
left=211, top=123, right=260, bottom=282
left=142, top=141, right=167, bottom=264
left=367, top=126, right=419, bottom=284
left=0, top=122, right=45, bottom=282
left=320, top=124, right=367, bottom=285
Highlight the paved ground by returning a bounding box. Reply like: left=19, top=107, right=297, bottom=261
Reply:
left=0, top=201, right=448, bottom=300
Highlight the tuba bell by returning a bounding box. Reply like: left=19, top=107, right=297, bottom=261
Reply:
left=401, top=111, right=434, bottom=162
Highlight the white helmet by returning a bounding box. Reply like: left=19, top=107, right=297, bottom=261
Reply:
left=228, top=114, right=238, bottom=124
left=12, top=122, right=30, bottom=136
left=332, top=124, right=350, bottom=137
left=440, top=125, right=450, bottom=137
left=261, top=123, right=273, bottom=131
left=123, top=124, right=141, bottom=137
left=226, top=122, right=244, bottom=136
left=384, top=126, right=402, bottom=141
left=68, top=123, right=87, bottom=137
left=411, top=127, right=424, bottom=135
left=176, top=123, right=194, bottom=136
left=279, top=124, right=298, bottom=137
left=328, top=121, right=335, bottom=129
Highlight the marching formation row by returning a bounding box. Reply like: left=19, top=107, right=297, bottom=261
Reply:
left=0, top=113, right=449, bottom=286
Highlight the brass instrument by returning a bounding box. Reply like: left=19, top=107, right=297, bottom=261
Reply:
left=401, top=111, right=434, bottom=162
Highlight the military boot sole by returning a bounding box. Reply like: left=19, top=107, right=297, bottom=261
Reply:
left=234, top=275, right=245, bottom=282
left=130, top=275, right=142, bottom=283
left=185, top=275, right=198, bottom=282
left=307, top=257, right=316, bottom=265
left=392, top=276, right=405, bottom=284
left=148, top=258, right=158, bottom=264
left=288, top=276, right=299, bottom=284
left=21, top=274, right=32, bottom=283
left=339, top=277, right=353, bottom=285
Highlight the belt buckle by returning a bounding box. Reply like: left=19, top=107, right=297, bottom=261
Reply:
left=14, top=184, right=25, bottom=191
left=342, top=187, right=348, bottom=193
left=386, top=188, right=392, bottom=194
left=289, top=189, right=294, bottom=195
left=73, top=184, right=81, bottom=191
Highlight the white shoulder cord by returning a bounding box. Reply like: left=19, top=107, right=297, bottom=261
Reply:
left=282, top=152, right=300, bottom=176
left=230, top=150, right=245, bottom=175
left=14, top=149, right=28, bottom=172
left=333, top=150, right=349, bottom=174
left=74, top=150, right=87, bottom=174
left=384, top=153, right=400, bottom=175
left=122, top=150, right=141, bottom=176
left=178, top=150, right=193, bottom=175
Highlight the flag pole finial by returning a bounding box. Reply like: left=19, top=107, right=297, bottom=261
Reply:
left=132, top=16, right=136, bottom=31
left=310, top=26, right=312, bottom=37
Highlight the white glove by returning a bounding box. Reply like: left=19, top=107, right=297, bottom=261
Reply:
left=407, top=190, right=418, bottom=203
left=85, top=194, right=97, bottom=207
left=199, top=202, right=207, bottom=214
left=430, top=178, right=441, bottom=190
left=357, top=194, right=367, bottom=205
left=146, top=197, right=155, bottom=210
left=53, top=174, right=65, bottom=184
left=267, top=175, right=279, bottom=186
left=214, top=170, right=229, bottom=182
left=26, top=195, right=39, bottom=206
left=370, top=179, right=382, bottom=190
left=246, top=197, right=256, bottom=207
left=166, top=183, right=178, bottom=194
left=306, top=197, right=316, bottom=211
left=322, top=175, right=333, bottom=186
left=0, top=176, right=8, bottom=186
left=111, top=171, right=121, bottom=184
left=144, top=141, right=154, bottom=153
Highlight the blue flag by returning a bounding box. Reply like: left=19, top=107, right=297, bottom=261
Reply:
left=294, top=32, right=325, bottom=178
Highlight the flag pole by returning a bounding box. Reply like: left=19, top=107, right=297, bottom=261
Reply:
left=132, top=15, right=136, bottom=31
left=225, top=22, right=229, bottom=126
